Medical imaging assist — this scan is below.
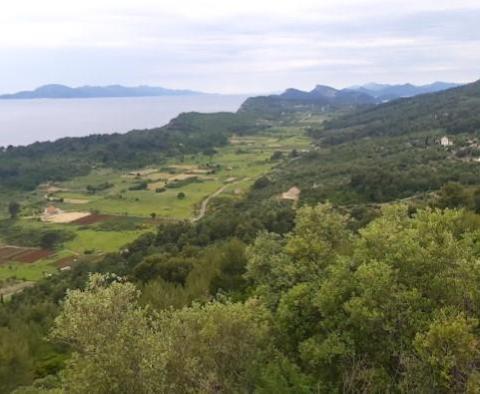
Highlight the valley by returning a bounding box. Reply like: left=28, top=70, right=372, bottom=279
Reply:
left=2, top=78, right=480, bottom=393
left=0, top=127, right=309, bottom=287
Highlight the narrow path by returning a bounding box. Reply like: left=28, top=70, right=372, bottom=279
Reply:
left=192, top=178, right=248, bottom=222
left=0, top=281, right=35, bottom=299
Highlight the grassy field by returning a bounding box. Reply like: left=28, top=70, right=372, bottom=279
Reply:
left=0, top=127, right=310, bottom=285
left=0, top=259, right=57, bottom=281
left=49, top=127, right=310, bottom=219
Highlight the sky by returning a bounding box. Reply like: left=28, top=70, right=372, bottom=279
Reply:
left=1, top=0, right=480, bottom=94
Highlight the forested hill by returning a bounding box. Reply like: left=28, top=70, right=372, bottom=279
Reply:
left=0, top=112, right=264, bottom=190
left=239, top=84, right=376, bottom=118
left=249, top=78, right=480, bottom=207
left=320, top=79, right=480, bottom=144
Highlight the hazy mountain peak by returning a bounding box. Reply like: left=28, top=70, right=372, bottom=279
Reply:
left=310, top=85, right=338, bottom=98
left=0, top=84, right=205, bottom=99
left=347, top=81, right=462, bottom=100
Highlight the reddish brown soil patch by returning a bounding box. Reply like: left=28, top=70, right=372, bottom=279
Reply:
left=70, top=214, right=115, bottom=225
left=16, top=249, right=53, bottom=263
left=0, top=246, right=52, bottom=264
left=0, top=246, right=33, bottom=264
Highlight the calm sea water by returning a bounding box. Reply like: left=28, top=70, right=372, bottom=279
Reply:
left=0, top=95, right=248, bottom=147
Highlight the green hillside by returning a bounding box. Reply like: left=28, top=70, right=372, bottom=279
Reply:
left=319, top=79, right=480, bottom=144
left=4, top=83, right=480, bottom=393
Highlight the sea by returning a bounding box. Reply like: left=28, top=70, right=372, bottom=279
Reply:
left=0, top=95, right=248, bottom=147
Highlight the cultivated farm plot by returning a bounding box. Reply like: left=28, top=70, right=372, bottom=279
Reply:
left=70, top=214, right=115, bottom=225
left=0, top=128, right=311, bottom=284
left=43, top=211, right=90, bottom=224
left=147, top=181, right=166, bottom=191
left=0, top=245, right=53, bottom=265
left=63, top=198, right=89, bottom=204
left=41, top=129, right=311, bottom=220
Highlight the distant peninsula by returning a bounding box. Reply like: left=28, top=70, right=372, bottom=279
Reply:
left=0, top=84, right=206, bottom=99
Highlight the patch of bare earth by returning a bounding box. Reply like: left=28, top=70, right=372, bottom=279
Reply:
left=0, top=281, right=35, bottom=298
left=70, top=214, right=115, bottom=225
left=43, top=212, right=91, bottom=224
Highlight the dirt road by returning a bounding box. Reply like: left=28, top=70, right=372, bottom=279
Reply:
left=192, top=178, right=248, bottom=222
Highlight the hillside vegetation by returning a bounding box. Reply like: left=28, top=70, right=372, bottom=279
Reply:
left=320, top=79, right=480, bottom=144
left=0, top=112, right=262, bottom=190
left=3, top=81, right=480, bottom=393
left=240, top=84, right=375, bottom=119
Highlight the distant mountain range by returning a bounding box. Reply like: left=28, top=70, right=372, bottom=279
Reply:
left=240, top=81, right=463, bottom=118
left=278, top=84, right=376, bottom=104
left=346, top=82, right=462, bottom=101
left=1, top=82, right=462, bottom=101
left=0, top=84, right=205, bottom=99
left=240, top=84, right=376, bottom=118
left=322, top=79, right=479, bottom=143
left=275, top=82, right=462, bottom=104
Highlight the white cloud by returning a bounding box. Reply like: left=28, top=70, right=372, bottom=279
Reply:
left=0, top=0, right=479, bottom=92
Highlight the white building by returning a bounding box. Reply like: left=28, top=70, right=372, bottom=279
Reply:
left=440, top=136, right=453, bottom=146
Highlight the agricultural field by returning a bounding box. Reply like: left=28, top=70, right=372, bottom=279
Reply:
left=41, top=127, right=309, bottom=220
left=0, top=127, right=310, bottom=287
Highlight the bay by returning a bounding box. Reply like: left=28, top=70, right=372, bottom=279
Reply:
left=0, top=95, right=248, bottom=147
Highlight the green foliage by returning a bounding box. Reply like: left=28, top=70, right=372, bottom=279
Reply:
left=7, top=87, right=480, bottom=393
left=209, top=238, right=248, bottom=297
left=256, top=130, right=480, bottom=206
left=411, top=310, right=480, bottom=392
left=50, top=273, right=168, bottom=393
left=127, top=181, right=148, bottom=191
left=0, top=221, right=76, bottom=249
left=86, top=182, right=114, bottom=194
left=8, top=201, right=21, bottom=219
left=322, top=80, right=480, bottom=143
left=50, top=273, right=272, bottom=393
left=94, top=217, right=142, bottom=232
left=0, top=111, right=262, bottom=192
left=246, top=204, right=480, bottom=391
left=435, top=181, right=473, bottom=209
left=0, top=327, right=34, bottom=393
left=252, top=176, right=271, bottom=190
left=246, top=203, right=352, bottom=308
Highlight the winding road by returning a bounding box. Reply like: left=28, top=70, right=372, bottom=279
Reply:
left=192, top=177, right=248, bottom=222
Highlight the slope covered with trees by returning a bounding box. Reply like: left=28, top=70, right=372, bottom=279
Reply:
left=6, top=204, right=480, bottom=393
left=0, top=112, right=262, bottom=190
left=3, top=80, right=480, bottom=393
left=320, top=79, right=480, bottom=144
left=240, top=85, right=375, bottom=119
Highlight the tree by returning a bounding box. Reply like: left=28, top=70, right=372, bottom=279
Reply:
left=177, top=192, right=186, bottom=200
left=51, top=274, right=168, bottom=393
left=246, top=203, right=352, bottom=308
left=436, top=182, right=470, bottom=209
left=473, top=187, right=480, bottom=213
left=408, top=310, right=480, bottom=392
left=253, top=176, right=271, bottom=189
left=40, top=231, right=62, bottom=250
left=270, top=151, right=283, bottom=161
left=50, top=273, right=272, bottom=393
left=150, top=212, right=156, bottom=220
left=246, top=204, right=480, bottom=391
left=8, top=201, right=20, bottom=219
left=0, top=327, right=34, bottom=393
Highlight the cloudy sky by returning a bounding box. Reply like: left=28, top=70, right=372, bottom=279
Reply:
left=1, top=0, right=479, bottom=94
